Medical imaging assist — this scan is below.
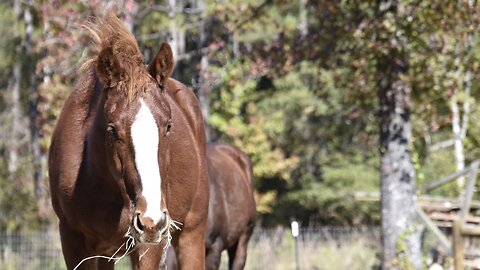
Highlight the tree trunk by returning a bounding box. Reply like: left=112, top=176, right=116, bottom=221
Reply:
left=379, top=57, right=421, bottom=270
left=24, top=3, right=44, bottom=201
left=198, top=52, right=210, bottom=139
left=196, top=0, right=212, bottom=139
left=377, top=2, right=421, bottom=268
left=299, top=0, right=308, bottom=37
left=451, top=31, right=472, bottom=189
left=168, top=0, right=180, bottom=60
left=8, top=0, right=24, bottom=177
left=8, top=63, right=21, bottom=176
left=451, top=96, right=465, bottom=188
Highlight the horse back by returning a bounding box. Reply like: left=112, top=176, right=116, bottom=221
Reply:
left=207, top=143, right=254, bottom=191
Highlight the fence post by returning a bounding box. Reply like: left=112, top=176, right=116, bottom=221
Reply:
left=460, top=160, right=480, bottom=222
left=291, top=221, right=300, bottom=270
left=453, top=219, right=464, bottom=270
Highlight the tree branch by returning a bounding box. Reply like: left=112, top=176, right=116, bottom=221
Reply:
left=138, top=5, right=203, bottom=18
left=233, top=0, right=273, bottom=31
left=429, top=139, right=455, bottom=152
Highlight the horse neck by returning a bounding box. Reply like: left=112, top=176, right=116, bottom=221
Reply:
left=85, top=81, right=117, bottom=187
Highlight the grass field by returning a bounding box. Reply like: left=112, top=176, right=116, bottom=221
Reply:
left=221, top=227, right=380, bottom=270
left=0, top=227, right=380, bottom=270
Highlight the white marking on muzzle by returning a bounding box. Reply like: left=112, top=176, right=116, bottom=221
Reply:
left=131, top=99, right=162, bottom=224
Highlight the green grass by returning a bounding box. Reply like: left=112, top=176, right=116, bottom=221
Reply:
left=1, top=228, right=380, bottom=270
left=220, top=228, right=380, bottom=270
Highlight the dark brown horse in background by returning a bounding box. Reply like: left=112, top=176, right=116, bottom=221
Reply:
left=205, top=143, right=256, bottom=270
left=48, top=12, right=209, bottom=269
left=165, top=143, right=256, bottom=270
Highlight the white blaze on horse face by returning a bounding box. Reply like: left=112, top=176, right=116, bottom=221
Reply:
left=131, top=99, right=162, bottom=224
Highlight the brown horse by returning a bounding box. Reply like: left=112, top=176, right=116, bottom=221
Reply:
left=165, top=143, right=256, bottom=270
left=48, top=12, right=209, bottom=270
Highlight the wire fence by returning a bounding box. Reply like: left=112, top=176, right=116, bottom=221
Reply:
left=0, top=227, right=380, bottom=270
left=0, top=231, right=66, bottom=270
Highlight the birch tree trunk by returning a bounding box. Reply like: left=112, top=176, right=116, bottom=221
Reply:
left=196, top=0, right=212, bottom=139
left=168, top=0, right=180, bottom=60
left=24, top=2, right=44, bottom=202
left=199, top=47, right=210, bottom=139
left=451, top=29, right=472, bottom=189
left=9, top=62, right=21, bottom=176
left=451, top=95, right=466, bottom=188
left=299, top=0, right=308, bottom=37
left=8, top=0, right=24, bottom=176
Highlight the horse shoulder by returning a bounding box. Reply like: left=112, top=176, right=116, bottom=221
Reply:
left=49, top=72, right=101, bottom=211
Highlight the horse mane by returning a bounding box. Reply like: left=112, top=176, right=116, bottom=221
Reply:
left=81, top=10, right=151, bottom=100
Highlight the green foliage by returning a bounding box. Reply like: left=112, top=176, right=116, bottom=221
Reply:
left=204, top=0, right=480, bottom=228
left=0, top=141, right=39, bottom=232
left=208, top=60, right=299, bottom=213
left=391, top=227, right=422, bottom=270
left=277, top=154, right=380, bottom=226
left=0, top=2, right=16, bottom=89
left=417, top=149, right=460, bottom=196
left=208, top=55, right=380, bottom=224
left=209, top=60, right=299, bottom=181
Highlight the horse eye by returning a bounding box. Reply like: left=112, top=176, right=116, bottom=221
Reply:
left=166, top=121, right=172, bottom=135
left=107, top=124, right=119, bottom=140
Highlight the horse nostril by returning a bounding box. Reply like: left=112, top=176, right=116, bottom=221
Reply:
left=133, top=213, right=144, bottom=233
left=159, top=210, right=168, bottom=226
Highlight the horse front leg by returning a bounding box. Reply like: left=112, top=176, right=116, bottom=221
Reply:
left=205, top=238, right=224, bottom=270
left=228, top=225, right=254, bottom=270
left=97, top=258, right=115, bottom=270
left=59, top=218, right=99, bottom=270
left=175, top=229, right=207, bottom=270
left=227, top=233, right=250, bottom=270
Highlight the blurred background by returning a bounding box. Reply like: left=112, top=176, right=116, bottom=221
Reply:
left=0, top=0, right=480, bottom=269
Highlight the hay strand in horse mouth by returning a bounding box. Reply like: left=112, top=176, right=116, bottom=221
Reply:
left=73, top=227, right=136, bottom=270
left=72, top=220, right=182, bottom=269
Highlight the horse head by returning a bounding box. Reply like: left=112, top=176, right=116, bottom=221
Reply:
left=95, top=29, right=175, bottom=244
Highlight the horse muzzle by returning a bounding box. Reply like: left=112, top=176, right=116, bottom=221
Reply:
left=132, top=210, right=170, bottom=244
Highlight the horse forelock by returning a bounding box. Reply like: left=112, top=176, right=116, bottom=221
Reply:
left=81, top=10, right=151, bottom=101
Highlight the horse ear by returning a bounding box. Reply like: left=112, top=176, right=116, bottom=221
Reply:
left=148, top=43, right=174, bottom=88
left=97, top=47, right=124, bottom=86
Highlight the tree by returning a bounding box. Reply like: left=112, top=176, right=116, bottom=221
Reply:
left=377, top=27, right=420, bottom=270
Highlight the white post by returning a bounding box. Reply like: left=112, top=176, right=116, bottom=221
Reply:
left=291, top=221, right=300, bottom=270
